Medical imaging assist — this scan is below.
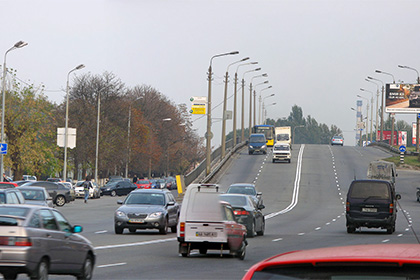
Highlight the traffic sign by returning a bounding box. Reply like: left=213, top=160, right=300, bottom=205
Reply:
left=190, top=96, right=207, bottom=115
left=418, top=113, right=420, bottom=119
left=399, top=145, right=406, bottom=153
left=0, top=143, right=7, bottom=155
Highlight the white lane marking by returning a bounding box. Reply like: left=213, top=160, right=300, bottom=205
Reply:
left=265, top=145, right=305, bottom=219
left=398, top=234, right=403, bottom=237
left=95, top=230, right=108, bottom=234
left=382, top=239, right=390, bottom=243
left=94, top=237, right=177, bottom=250
left=272, top=238, right=283, bottom=242
left=315, top=227, right=321, bottom=230
left=298, top=233, right=305, bottom=236
left=98, top=262, right=126, bottom=268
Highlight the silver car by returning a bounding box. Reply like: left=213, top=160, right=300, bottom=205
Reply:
left=114, top=189, right=180, bottom=234
left=17, top=186, right=54, bottom=208
left=0, top=204, right=95, bottom=280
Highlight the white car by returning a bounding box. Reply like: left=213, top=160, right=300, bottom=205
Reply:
left=272, top=143, right=291, bottom=163
left=74, top=181, right=100, bottom=199
left=331, top=136, right=344, bottom=146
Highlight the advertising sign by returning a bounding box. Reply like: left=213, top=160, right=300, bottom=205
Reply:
left=398, top=131, right=407, bottom=146
left=413, top=122, right=417, bottom=146
left=190, top=96, right=207, bottom=115
left=386, top=83, right=420, bottom=113
left=377, top=130, right=398, bottom=145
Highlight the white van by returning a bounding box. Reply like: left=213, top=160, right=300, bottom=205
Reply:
left=272, top=143, right=291, bottom=163
left=177, top=183, right=247, bottom=259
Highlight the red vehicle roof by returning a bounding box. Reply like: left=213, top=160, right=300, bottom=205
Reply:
left=243, top=244, right=420, bottom=279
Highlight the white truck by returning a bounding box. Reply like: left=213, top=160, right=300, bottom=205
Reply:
left=272, top=143, right=291, bottom=163
left=177, top=183, right=247, bottom=259
left=275, top=126, right=292, bottom=148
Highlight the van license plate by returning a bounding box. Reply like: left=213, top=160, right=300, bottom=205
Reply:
left=196, top=232, right=217, bottom=237
left=362, top=208, right=377, bottom=213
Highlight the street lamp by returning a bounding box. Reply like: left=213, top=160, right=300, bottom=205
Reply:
left=221, top=57, right=249, bottom=159
left=244, top=69, right=261, bottom=137
left=365, top=78, right=380, bottom=141
left=367, top=76, right=384, bottom=142
left=263, top=102, right=276, bottom=124
left=63, top=64, right=85, bottom=182
left=206, top=51, right=239, bottom=176
left=236, top=62, right=258, bottom=143
left=261, top=93, right=275, bottom=124
left=251, top=77, right=268, bottom=127
left=357, top=94, right=369, bottom=144
left=1, top=41, right=28, bottom=181
left=360, top=88, right=374, bottom=143
left=398, top=64, right=420, bottom=152
left=375, top=70, right=397, bottom=146
left=351, top=107, right=363, bottom=146
left=162, top=118, right=172, bottom=176
left=95, top=84, right=112, bottom=184
left=258, top=86, right=272, bottom=125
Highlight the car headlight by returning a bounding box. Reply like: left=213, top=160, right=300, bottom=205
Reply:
left=149, top=212, right=163, bottom=218
left=116, top=211, right=127, bottom=218
left=249, top=145, right=254, bottom=148
left=262, top=145, right=266, bottom=149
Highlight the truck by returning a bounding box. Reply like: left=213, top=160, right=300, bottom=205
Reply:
left=275, top=126, right=292, bottom=149
left=177, top=183, right=247, bottom=259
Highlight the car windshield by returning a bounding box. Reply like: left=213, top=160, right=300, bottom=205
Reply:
left=250, top=136, right=265, bottom=143
left=350, top=182, right=390, bottom=199
left=274, top=145, right=289, bottom=151
left=137, top=180, right=149, bottom=184
left=220, top=195, right=248, bottom=207
left=227, top=186, right=256, bottom=196
left=19, top=189, right=45, bottom=201
left=125, top=193, right=165, bottom=205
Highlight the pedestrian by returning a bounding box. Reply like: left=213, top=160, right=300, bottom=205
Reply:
left=133, top=174, right=138, bottom=184
left=2, top=173, right=9, bottom=182
left=83, top=176, right=92, bottom=203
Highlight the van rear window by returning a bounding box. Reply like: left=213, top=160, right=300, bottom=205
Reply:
left=349, top=182, right=390, bottom=199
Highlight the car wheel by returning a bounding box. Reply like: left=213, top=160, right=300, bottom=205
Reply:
left=347, top=225, right=355, bottom=233
left=257, top=219, right=265, bottom=236
left=159, top=218, right=168, bottom=234
left=248, top=151, right=252, bottom=155
left=30, top=258, right=48, bottom=280
left=199, top=248, right=208, bottom=255
left=55, top=195, right=66, bottom=207
left=171, top=225, right=177, bottom=233
left=237, top=241, right=246, bottom=260
left=3, top=272, right=18, bottom=280
left=111, top=190, right=117, bottom=197
left=288, top=159, right=291, bottom=163
left=115, top=225, right=124, bottom=234
left=181, top=253, right=189, bottom=257
left=247, top=221, right=256, bottom=238
left=129, top=228, right=136, bottom=233
left=272, top=159, right=275, bottom=163
left=387, top=226, right=393, bottom=234
left=76, top=254, right=94, bottom=280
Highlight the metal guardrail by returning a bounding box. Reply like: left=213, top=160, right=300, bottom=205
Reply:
left=369, top=141, right=418, bottom=156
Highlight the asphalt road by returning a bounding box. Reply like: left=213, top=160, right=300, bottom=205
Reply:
left=16, top=144, right=420, bottom=279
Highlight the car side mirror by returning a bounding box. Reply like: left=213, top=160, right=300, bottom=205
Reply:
left=396, top=194, right=401, bottom=200
left=258, top=204, right=265, bottom=210
left=117, top=200, right=123, bottom=204
left=167, top=201, right=175, bottom=206
left=46, top=197, right=52, bottom=201
left=257, top=192, right=262, bottom=196
left=72, top=225, right=83, bottom=233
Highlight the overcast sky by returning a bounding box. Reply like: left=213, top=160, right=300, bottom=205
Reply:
left=1, top=0, right=420, bottom=147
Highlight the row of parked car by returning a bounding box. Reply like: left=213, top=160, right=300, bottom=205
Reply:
left=100, top=176, right=177, bottom=197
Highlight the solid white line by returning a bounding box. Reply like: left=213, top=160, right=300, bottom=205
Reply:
left=265, top=145, right=305, bottom=219
left=272, top=238, right=283, bottom=242
left=94, top=237, right=177, bottom=250
left=95, top=230, right=107, bottom=234
left=97, top=262, right=127, bottom=268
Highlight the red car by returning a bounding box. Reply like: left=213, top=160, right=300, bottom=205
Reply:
left=0, top=182, right=18, bottom=188
left=135, top=179, right=152, bottom=189
left=243, top=244, right=420, bottom=279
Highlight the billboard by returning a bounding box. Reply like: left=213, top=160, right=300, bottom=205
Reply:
left=413, top=122, right=417, bottom=146
left=377, top=130, right=398, bottom=145
left=398, top=131, right=407, bottom=146
left=386, top=83, right=420, bottom=113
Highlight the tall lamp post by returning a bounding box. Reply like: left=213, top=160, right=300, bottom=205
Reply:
left=365, top=78, right=380, bottom=141
left=398, top=64, right=420, bottom=152
left=235, top=62, right=258, bottom=143
left=263, top=102, right=276, bottom=124
left=262, top=94, right=275, bottom=124
left=1, top=41, right=28, bottom=181
left=367, top=76, right=384, bottom=142
left=221, top=57, right=249, bottom=159
left=254, top=80, right=269, bottom=124
left=63, top=64, right=85, bottom=182
left=206, top=51, right=239, bottom=176
left=360, top=88, right=374, bottom=143
left=357, top=95, right=369, bottom=144
left=375, top=70, right=396, bottom=146
left=257, top=86, right=272, bottom=126
left=245, top=69, right=262, bottom=136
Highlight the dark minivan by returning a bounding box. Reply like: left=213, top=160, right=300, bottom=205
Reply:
left=248, top=134, right=267, bottom=155
left=346, top=179, right=400, bottom=234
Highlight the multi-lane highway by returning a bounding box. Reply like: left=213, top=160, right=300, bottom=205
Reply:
left=41, top=144, right=420, bottom=280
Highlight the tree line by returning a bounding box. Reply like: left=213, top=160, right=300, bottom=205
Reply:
left=3, top=71, right=204, bottom=181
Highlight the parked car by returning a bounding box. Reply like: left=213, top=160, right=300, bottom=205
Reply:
left=20, top=181, right=72, bottom=207
left=60, top=182, right=76, bottom=201
left=243, top=244, right=420, bottom=279
left=165, top=177, right=177, bottom=190
left=17, top=186, right=54, bottom=207
left=12, top=180, right=31, bottom=186
left=74, top=181, right=101, bottom=199
left=135, top=179, right=152, bottom=189
left=0, top=182, right=18, bottom=189
left=46, top=178, right=62, bottom=182
left=331, top=135, right=344, bottom=146
left=220, top=194, right=265, bottom=237
left=101, top=181, right=137, bottom=197
left=22, top=175, right=37, bottom=181
left=0, top=204, right=95, bottom=280
left=114, top=189, right=180, bottom=234
left=177, top=183, right=247, bottom=259
left=248, top=133, right=267, bottom=155
left=149, top=179, right=158, bottom=189
left=346, top=179, right=401, bottom=234
left=0, top=188, right=25, bottom=204
left=156, top=178, right=167, bottom=189
left=226, top=183, right=263, bottom=207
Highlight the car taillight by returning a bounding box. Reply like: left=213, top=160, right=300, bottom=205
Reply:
left=234, top=210, right=249, bottom=215
left=346, top=202, right=350, bottom=212
left=180, top=222, right=185, bottom=237
left=389, top=203, right=394, bottom=213
left=0, top=237, right=32, bottom=246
